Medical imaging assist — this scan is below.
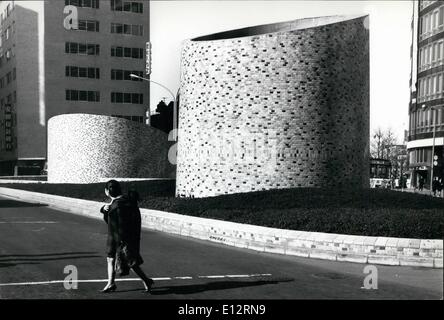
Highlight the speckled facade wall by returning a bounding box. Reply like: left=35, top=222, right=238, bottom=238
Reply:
left=48, top=114, right=174, bottom=183
left=177, top=15, right=370, bottom=198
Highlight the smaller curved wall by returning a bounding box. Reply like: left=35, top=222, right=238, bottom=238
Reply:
left=48, top=114, right=174, bottom=183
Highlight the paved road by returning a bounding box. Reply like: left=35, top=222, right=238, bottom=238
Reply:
left=0, top=196, right=442, bottom=300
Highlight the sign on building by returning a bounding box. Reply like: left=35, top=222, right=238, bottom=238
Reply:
left=4, top=103, right=13, bottom=150
left=146, top=41, right=151, bottom=75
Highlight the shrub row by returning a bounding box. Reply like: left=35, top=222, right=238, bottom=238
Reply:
left=3, top=182, right=443, bottom=239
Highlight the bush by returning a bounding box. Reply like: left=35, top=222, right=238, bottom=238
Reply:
left=3, top=182, right=443, bottom=239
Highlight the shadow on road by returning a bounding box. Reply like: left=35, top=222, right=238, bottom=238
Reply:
left=117, top=278, right=294, bottom=295
left=0, top=200, right=48, bottom=208
left=0, top=252, right=101, bottom=268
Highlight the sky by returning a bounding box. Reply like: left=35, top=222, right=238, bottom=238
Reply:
left=150, top=0, right=413, bottom=142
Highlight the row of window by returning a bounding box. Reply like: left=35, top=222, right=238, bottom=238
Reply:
left=65, top=90, right=144, bottom=104
left=64, top=42, right=144, bottom=59
left=111, top=0, right=143, bottom=13
left=66, top=20, right=144, bottom=36
left=1, top=91, right=15, bottom=151
left=419, top=39, right=444, bottom=72
left=111, top=92, right=143, bottom=104
left=111, top=46, right=144, bottom=59
left=77, top=19, right=100, bottom=32
left=111, top=23, right=143, bottom=36
left=409, top=148, right=431, bottom=165
left=419, top=5, right=444, bottom=41
left=410, top=106, right=444, bottom=132
left=65, top=66, right=100, bottom=79
left=65, top=66, right=144, bottom=81
left=65, top=0, right=100, bottom=9
left=65, top=42, right=100, bottom=55
left=65, top=0, right=144, bottom=13
left=417, top=72, right=444, bottom=101
left=111, top=69, right=143, bottom=81
left=111, top=114, right=144, bottom=123
left=0, top=68, right=16, bottom=88
left=66, top=90, right=100, bottom=102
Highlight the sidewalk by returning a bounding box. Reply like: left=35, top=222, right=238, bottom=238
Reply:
left=393, top=188, right=444, bottom=197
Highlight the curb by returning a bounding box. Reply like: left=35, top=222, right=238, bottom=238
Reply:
left=0, top=187, right=442, bottom=268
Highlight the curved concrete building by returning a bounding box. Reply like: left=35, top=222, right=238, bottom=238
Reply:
left=48, top=114, right=174, bottom=183
left=177, top=15, right=370, bottom=198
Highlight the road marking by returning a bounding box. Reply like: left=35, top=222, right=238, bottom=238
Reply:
left=0, top=274, right=273, bottom=287
left=198, top=274, right=271, bottom=279
left=0, top=221, right=58, bottom=224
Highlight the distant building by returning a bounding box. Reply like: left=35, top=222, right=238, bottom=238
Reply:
left=0, top=0, right=150, bottom=175
left=407, top=0, right=444, bottom=188
left=370, top=158, right=391, bottom=188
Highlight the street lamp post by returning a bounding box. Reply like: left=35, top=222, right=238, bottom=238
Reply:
left=430, top=110, right=437, bottom=193
left=421, top=105, right=443, bottom=193
left=130, top=74, right=178, bottom=141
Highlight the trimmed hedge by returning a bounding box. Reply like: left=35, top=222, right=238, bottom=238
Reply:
left=2, top=181, right=443, bottom=239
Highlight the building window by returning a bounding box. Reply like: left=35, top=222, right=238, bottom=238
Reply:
left=65, top=66, right=100, bottom=79
left=6, top=71, right=11, bottom=84
left=110, top=46, right=143, bottom=59
left=111, top=92, right=143, bottom=104
left=12, top=67, right=15, bottom=80
left=420, top=6, right=444, bottom=40
left=66, top=89, right=100, bottom=102
left=65, top=0, right=99, bottom=9
left=111, top=0, right=143, bottom=13
left=65, top=42, right=100, bottom=55
left=418, top=72, right=444, bottom=102
left=77, top=20, right=99, bottom=32
left=111, top=23, right=143, bottom=36
left=111, top=114, right=144, bottom=123
left=111, top=69, right=143, bottom=81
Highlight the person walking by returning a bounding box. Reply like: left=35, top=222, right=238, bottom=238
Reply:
left=432, top=177, right=439, bottom=197
left=418, top=175, right=424, bottom=192
left=100, top=180, right=154, bottom=293
left=438, top=177, right=443, bottom=198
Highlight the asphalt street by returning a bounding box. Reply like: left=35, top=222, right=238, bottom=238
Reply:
left=0, top=196, right=442, bottom=299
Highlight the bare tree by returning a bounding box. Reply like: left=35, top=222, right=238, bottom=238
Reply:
left=371, top=128, right=399, bottom=159
left=370, top=128, right=384, bottom=159
left=381, top=128, right=398, bottom=160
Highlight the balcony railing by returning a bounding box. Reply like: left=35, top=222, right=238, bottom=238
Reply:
left=418, top=58, right=444, bottom=72
left=417, top=92, right=444, bottom=103
left=419, top=25, right=444, bottom=41
left=420, top=0, right=437, bottom=11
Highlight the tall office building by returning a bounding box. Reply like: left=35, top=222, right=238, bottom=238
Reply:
left=408, top=0, right=444, bottom=188
left=0, top=0, right=150, bottom=175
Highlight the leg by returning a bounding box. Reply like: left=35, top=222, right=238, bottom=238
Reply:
left=132, top=265, right=154, bottom=291
left=103, top=257, right=116, bottom=290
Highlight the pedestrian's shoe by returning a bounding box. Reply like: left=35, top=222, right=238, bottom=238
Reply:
left=143, top=279, right=154, bottom=294
left=100, top=283, right=117, bottom=293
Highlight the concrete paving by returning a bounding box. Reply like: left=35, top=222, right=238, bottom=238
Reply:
left=0, top=196, right=442, bottom=300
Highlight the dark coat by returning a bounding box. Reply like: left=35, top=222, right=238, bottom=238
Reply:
left=100, top=196, right=143, bottom=266
left=432, top=179, right=440, bottom=192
